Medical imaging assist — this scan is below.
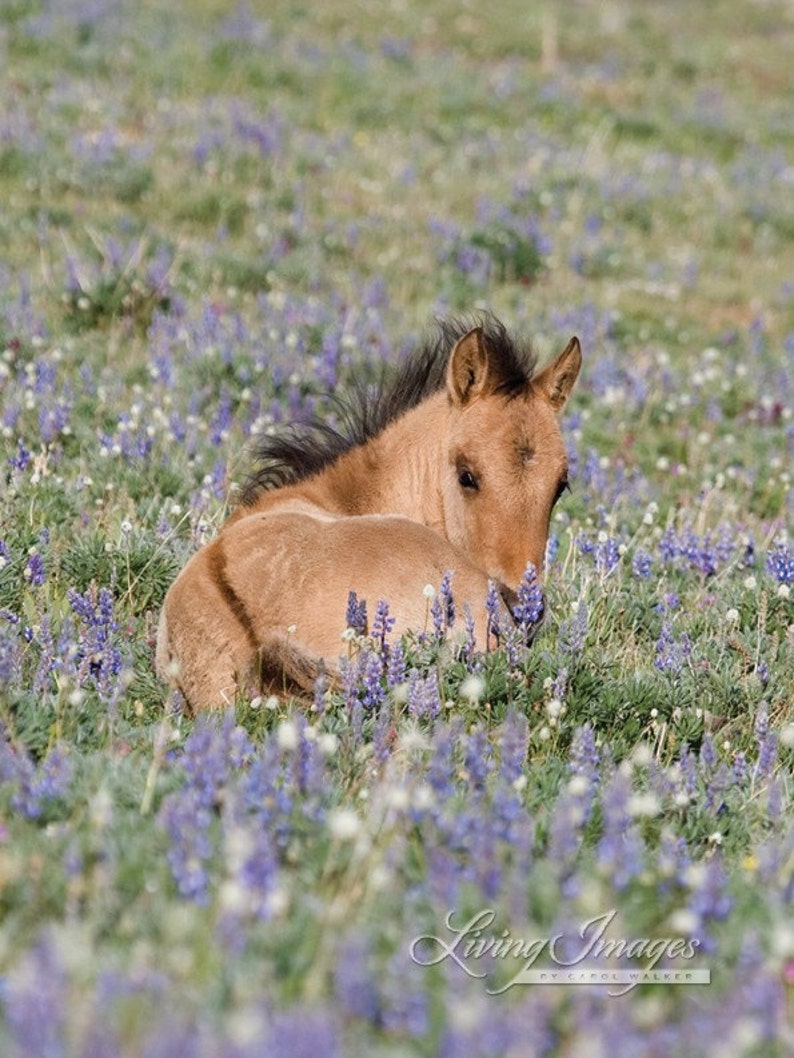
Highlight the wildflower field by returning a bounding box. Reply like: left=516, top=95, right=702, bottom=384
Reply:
left=1, top=0, right=793, bottom=1054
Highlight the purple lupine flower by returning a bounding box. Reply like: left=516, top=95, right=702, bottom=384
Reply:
left=222, top=816, right=279, bottom=921
left=159, top=715, right=251, bottom=903
left=558, top=600, right=588, bottom=655
left=7, top=439, right=30, bottom=471
left=239, top=740, right=294, bottom=851
left=660, top=526, right=684, bottom=566
left=209, top=459, right=226, bottom=499
left=283, top=714, right=322, bottom=798
left=9, top=745, right=73, bottom=820
left=463, top=727, right=491, bottom=791
left=658, top=524, right=737, bottom=577
left=345, top=590, right=367, bottom=634
left=0, top=624, right=21, bottom=687
left=66, top=586, right=124, bottom=700
left=686, top=857, right=733, bottom=952
left=767, top=777, right=784, bottom=821
left=360, top=649, right=385, bottom=710
left=313, top=670, right=329, bottom=715
left=438, top=571, right=455, bottom=629
left=233, top=109, right=284, bottom=159
left=386, top=640, right=406, bottom=688
left=340, top=654, right=363, bottom=716
left=499, top=711, right=529, bottom=784
left=460, top=603, right=478, bottom=668
left=407, top=670, right=441, bottom=720
left=765, top=540, right=793, bottom=583
left=371, top=598, right=395, bottom=655
left=595, top=535, right=620, bottom=574
left=699, top=733, right=717, bottom=772
left=595, top=771, right=645, bottom=890
left=209, top=391, right=233, bottom=445
left=655, top=621, right=692, bottom=675
left=678, top=745, right=699, bottom=800
left=704, top=763, right=733, bottom=813
left=33, top=615, right=57, bottom=694
left=511, top=562, right=544, bottom=630
left=380, top=951, right=429, bottom=1038
left=317, top=328, right=342, bottom=390
left=755, top=731, right=778, bottom=781
left=160, top=791, right=214, bottom=903
left=426, top=721, right=458, bottom=798
left=334, top=932, right=379, bottom=1022
left=656, top=829, right=690, bottom=888
left=269, top=1006, right=341, bottom=1058
left=545, top=533, right=560, bottom=565
left=372, top=699, right=394, bottom=764
left=551, top=667, right=568, bottom=700
left=3, top=937, right=68, bottom=1058
left=39, top=397, right=73, bottom=444
left=545, top=790, right=586, bottom=894
left=485, top=580, right=502, bottom=646
left=632, top=549, right=653, bottom=578
left=0, top=727, right=22, bottom=785
left=503, top=626, right=524, bottom=669
left=754, top=702, right=769, bottom=744
left=568, top=723, right=600, bottom=826
left=732, top=751, right=749, bottom=785
left=23, top=551, right=46, bottom=586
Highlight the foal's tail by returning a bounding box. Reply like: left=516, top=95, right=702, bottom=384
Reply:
left=258, top=632, right=339, bottom=698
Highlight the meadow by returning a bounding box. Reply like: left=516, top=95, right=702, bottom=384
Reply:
left=0, top=0, right=792, bottom=1054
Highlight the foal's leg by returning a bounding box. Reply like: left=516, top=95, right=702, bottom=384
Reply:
left=156, top=538, right=261, bottom=710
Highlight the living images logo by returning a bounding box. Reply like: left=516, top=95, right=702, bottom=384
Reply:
left=409, top=909, right=711, bottom=996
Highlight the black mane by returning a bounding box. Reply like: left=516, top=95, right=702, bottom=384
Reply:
left=238, top=313, right=537, bottom=505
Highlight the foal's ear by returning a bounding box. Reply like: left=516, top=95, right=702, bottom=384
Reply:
left=446, top=327, right=490, bottom=406
left=535, top=336, right=582, bottom=412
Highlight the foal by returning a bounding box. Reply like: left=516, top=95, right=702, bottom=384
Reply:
left=156, top=316, right=581, bottom=709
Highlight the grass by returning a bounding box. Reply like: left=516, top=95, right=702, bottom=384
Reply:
left=0, top=0, right=792, bottom=1055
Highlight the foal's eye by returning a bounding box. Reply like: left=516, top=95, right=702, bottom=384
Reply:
left=458, top=468, right=479, bottom=491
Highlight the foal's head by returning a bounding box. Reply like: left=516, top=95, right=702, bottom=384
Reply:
left=441, top=324, right=581, bottom=589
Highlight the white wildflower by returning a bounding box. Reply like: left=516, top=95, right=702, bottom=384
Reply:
left=412, top=784, right=434, bottom=811
left=546, top=698, right=562, bottom=720
left=460, top=674, right=485, bottom=703
left=328, top=808, right=361, bottom=841
left=318, top=732, right=339, bottom=757
left=276, top=719, right=299, bottom=752
left=627, top=792, right=660, bottom=818
left=668, top=908, right=699, bottom=935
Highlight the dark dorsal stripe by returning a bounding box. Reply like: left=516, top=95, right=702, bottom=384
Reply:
left=238, top=313, right=537, bottom=505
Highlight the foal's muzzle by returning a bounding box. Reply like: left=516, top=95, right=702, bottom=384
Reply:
left=498, top=582, right=546, bottom=645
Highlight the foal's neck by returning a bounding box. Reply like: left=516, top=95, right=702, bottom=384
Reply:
left=297, top=392, right=449, bottom=527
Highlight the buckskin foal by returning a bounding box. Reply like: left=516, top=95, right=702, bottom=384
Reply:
left=156, top=315, right=581, bottom=709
